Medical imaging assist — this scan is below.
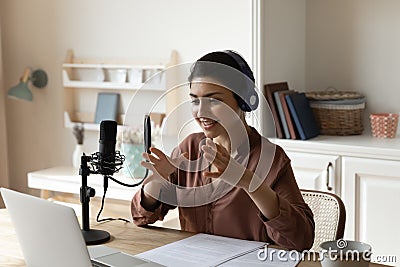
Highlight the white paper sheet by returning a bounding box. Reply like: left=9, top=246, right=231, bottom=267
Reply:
left=136, top=233, right=301, bottom=267
left=219, top=247, right=301, bottom=267
left=136, top=233, right=265, bottom=267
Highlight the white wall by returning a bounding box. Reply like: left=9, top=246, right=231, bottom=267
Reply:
left=264, top=0, right=306, bottom=90
left=0, top=0, right=252, bottom=193
left=306, top=0, right=400, bottom=129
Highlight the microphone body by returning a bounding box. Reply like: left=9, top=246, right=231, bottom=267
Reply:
left=99, top=120, right=117, bottom=176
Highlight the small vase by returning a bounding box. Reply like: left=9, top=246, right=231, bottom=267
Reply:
left=72, top=144, right=84, bottom=169
left=121, top=143, right=146, bottom=178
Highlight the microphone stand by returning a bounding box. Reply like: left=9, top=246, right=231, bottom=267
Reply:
left=79, top=153, right=110, bottom=245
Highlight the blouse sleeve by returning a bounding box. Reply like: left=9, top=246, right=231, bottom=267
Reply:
left=260, top=159, right=315, bottom=251
left=130, top=183, right=176, bottom=226
left=130, top=148, right=181, bottom=226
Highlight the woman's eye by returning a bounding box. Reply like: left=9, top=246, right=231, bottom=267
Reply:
left=191, top=99, right=200, bottom=105
left=191, top=98, right=220, bottom=105
left=209, top=98, right=220, bottom=105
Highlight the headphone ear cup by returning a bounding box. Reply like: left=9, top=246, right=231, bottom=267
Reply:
left=239, top=99, right=250, bottom=112
left=238, top=94, right=259, bottom=112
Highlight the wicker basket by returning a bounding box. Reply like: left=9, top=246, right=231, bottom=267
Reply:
left=306, top=90, right=365, bottom=136
left=370, top=113, right=399, bottom=138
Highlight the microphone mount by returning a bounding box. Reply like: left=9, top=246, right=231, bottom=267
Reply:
left=79, top=151, right=125, bottom=245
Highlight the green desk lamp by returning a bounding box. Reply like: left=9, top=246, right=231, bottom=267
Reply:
left=8, top=67, right=48, bottom=101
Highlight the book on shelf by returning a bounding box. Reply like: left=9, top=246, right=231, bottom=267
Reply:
left=263, top=82, right=289, bottom=139
left=94, top=92, right=120, bottom=124
left=279, top=90, right=298, bottom=140
left=285, top=92, right=320, bottom=140
left=274, top=90, right=291, bottom=139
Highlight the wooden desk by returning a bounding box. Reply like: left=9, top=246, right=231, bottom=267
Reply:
left=0, top=209, right=389, bottom=267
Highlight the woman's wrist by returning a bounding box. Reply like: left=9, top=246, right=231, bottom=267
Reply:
left=236, top=169, right=252, bottom=191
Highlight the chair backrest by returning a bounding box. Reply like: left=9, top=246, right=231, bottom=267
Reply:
left=300, top=189, right=346, bottom=251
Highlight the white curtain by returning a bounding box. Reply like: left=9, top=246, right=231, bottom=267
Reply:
left=0, top=22, right=10, bottom=208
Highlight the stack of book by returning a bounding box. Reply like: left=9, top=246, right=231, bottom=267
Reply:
left=264, top=82, right=320, bottom=140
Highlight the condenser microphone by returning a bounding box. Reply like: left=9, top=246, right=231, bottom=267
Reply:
left=99, top=120, right=117, bottom=176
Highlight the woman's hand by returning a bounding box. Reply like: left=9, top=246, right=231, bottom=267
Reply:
left=201, top=139, right=247, bottom=186
left=140, top=147, right=188, bottom=206
left=201, top=139, right=230, bottom=178
left=141, top=147, right=188, bottom=180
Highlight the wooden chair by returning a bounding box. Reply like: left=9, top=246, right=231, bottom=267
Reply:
left=300, top=189, right=346, bottom=251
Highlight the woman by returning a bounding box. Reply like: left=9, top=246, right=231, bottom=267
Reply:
left=131, top=50, right=314, bottom=251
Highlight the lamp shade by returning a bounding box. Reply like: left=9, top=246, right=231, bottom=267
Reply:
left=8, top=82, right=33, bottom=102
left=7, top=68, right=48, bottom=102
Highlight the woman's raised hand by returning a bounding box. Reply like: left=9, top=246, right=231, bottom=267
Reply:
left=201, top=139, right=247, bottom=186
left=141, top=147, right=188, bottom=179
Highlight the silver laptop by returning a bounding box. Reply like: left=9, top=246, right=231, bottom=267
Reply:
left=1, top=188, right=163, bottom=267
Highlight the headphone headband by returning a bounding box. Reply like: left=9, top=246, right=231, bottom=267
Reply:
left=222, top=50, right=259, bottom=111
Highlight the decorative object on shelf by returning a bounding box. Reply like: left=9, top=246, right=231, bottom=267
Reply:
left=117, top=126, right=146, bottom=178
left=105, top=68, right=127, bottom=83
left=128, top=68, right=143, bottom=84
left=72, top=124, right=84, bottom=169
left=8, top=67, right=48, bottom=102
left=94, top=92, right=120, bottom=124
left=72, top=144, right=84, bottom=170
left=306, top=88, right=365, bottom=136
left=370, top=113, right=399, bottom=138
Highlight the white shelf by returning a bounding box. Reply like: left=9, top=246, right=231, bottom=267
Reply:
left=62, top=49, right=177, bottom=131
left=62, top=69, right=165, bottom=91
left=64, top=111, right=100, bottom=131
left=63, top=80, right=144, bottom=90
left=64, top=111, right=126, bottom=131
left=62, top=63, right=166, bottom=69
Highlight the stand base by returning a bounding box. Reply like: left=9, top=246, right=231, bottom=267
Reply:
left=82, top=229, right=110, bottom=245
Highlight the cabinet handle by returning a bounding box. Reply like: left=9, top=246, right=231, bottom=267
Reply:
left=326, top=162, right=334, bottom=191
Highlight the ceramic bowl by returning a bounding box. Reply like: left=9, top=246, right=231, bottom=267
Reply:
left=319, top=240, right=372, bottom=267
left=106, top=69, right=127, bottom=83
left=128, top=68, right=143, bottom=84
left=73, top=68, right=104, bottom=82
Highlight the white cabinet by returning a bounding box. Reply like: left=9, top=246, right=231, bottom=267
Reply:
left=275, top=135, right=400, bottom=266
left=62, top=49, right=177, bottom=131
left=342, top=156, right=400, bottom=263
left=285, top=151, right=340, bottom=194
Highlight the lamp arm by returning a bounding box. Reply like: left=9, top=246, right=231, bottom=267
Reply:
left=21, top=67, right=31, bottom=83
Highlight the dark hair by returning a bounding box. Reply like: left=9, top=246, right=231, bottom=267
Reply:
left=188, top=51, right=257, bottom=111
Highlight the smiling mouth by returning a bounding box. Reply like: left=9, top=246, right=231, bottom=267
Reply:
left=198, top=118, right=218, bottom=129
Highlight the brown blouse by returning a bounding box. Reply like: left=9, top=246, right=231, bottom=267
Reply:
left=131, top=127, right=315, bottom=251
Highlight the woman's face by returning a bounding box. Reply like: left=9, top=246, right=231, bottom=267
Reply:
left=190, top=79, right=242, bottom=139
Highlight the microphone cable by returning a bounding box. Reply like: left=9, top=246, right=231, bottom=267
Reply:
left=95, top=160, right=150, bottom=224
left=96, top=179, right=130, bottom=224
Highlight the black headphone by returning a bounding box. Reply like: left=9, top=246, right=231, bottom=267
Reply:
left=222, top=50, right=259, bottom=112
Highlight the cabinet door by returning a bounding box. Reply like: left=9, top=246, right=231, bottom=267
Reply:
left=285, top=151, right=340, bottom=194
left=342, top=156, right=400, bottom=264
